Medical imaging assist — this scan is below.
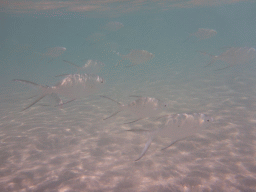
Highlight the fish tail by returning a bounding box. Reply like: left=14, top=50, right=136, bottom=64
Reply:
left=13, top=79, right=53, bottom=111
left=63, top=60, right=80, bottom=69
left=103, top=110, right=121, bottom=120
left=214, top=65, right=232, bottom=71
left=135, top=136, right=153, bottom=161
left=135, top=127, right=163, bottom=161
left=161, top=136, right=190, bottom=150
left=197, top=51, right=217, bottom=67
left=123, top=118, right=143, bottom=124
left=21, top=94, right=47, bottom=111
left=100, top=95, right=122, bottom=106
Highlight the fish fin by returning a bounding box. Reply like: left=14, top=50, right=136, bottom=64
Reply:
left=161, top=140, right=179, bottom=150
left=27, top=95, right=38, bottom=100
left=134, top=128, right=161, bottom=161
left=214, top=65, right=232, bottom=71
left=22, top=94, right=47, bottom=111
left=49, top=93, right=63, bottom=106
left=62, top=99, right=76, bottom=105
left=133, top=122, right=167, bottom=161
left=13, top=79, right=46, bottom=89
left=129, top=95, right=141, bottom=98
left=55, top=74, right=70, bottom=77
left=55, top=99, right=76, bottom=109
left=126, top=128, right=150, bottom=133
left=100, top=95, right=122, bottom=105
left=123, top=118, right=143, bottom=124
left=63, top=60, right=80, bottom=69
left=103, top=110, right=121, bottom=120
left=13, top=79, right=51, bottom=111
left=135, top=136, right=153, bottom=161
left=197, top=51, right=217, bottom=67
left=161, top=136, right=191, bottom=150
left=155, top=115, right=169, bottom=121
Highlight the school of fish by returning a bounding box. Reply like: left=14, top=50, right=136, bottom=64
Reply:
left=13, top=22, right=256, bottom=161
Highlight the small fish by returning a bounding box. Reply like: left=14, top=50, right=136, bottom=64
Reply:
left=33, top=46, right=66, bottom=63
left=63, top=60, right=105, bottom=74
left=101, top=95, right=167, bottom=124
left=184, top=28, right=217, bottom=42
left=201, top=47, right=256, bottom=71
left=103, top=21, right=124, bottom=31
left=13, top=74, right=105, bottom=111
left=117, top=49, right=155, bottom=67
left=44, top=47, right=67, bottom=58
left=55, top=74, right=105, bottom=99
left=134, top=113, right=213, bottom=161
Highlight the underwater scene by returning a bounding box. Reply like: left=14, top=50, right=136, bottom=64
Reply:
left=1, top=0, right=256, bottom=191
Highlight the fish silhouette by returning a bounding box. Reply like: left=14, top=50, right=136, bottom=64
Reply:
left=116, top=50, right=154, bottom=67
left=200, top=47, right=256, bottom=71
left=63, top=60, right=105, bottom=74
left=33, top=46, right=67, bottom=63
left=101, top=95, right=167, bottom=124
left=132, top=113, right=213, bottom=161
left=184, top=28, right=217, bottom=42
left=13, top=74, right=105, bottom=111
left=44, top=47, right=66, bottom=58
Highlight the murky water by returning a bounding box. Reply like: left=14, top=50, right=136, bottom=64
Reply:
left=1, top=1, right=256, bottom=191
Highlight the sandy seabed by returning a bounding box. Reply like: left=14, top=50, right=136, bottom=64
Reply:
left=0, top=67, right=256, bottom=192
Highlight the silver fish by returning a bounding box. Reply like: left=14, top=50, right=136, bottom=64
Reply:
left=101, top=95, right=167, bottom=124
left=117, top=50, right=154, bottom=67
left=63, top=60, right=105, bottom=74
left=44, top=47, right=66, bottom=58
left=185, top=28, right=217, bottom=42
left=13, top=74, right=105, bottom=111
left=201, top=47, right=256, bottom=71
left=134, top=113, right=213, bottom=161
left=33, top=46, right=66, bottom=63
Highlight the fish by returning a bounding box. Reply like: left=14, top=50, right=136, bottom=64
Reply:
left=13, top=74, right=105, bottom=111
left=103, top=21, right=124, bottom=31
left=184, top=28, right=217, bottom=42
left=116, top=49, right=154, bottom=67
left=63, top=60, right=105, bottom=74
left=33, top=46, right=67, bottom=63
left=101, top=95, right=167, bottom=124
left=133, top=113, right=213, bottom=161
left=201, top=47, right=256, bottom=71
left=44, top=47, right=67, bottom=58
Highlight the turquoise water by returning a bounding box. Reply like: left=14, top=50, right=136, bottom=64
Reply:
left=1, top=1, right=256, bottom=191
